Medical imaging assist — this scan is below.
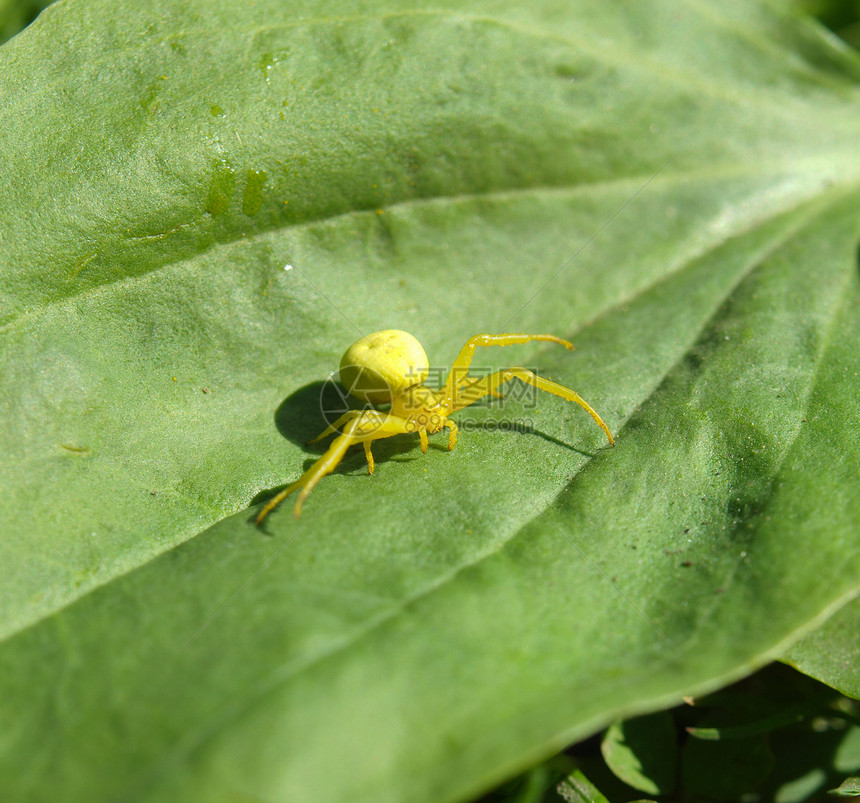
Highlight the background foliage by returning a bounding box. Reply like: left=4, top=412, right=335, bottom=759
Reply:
left=1, top=0, right=859, bottom=801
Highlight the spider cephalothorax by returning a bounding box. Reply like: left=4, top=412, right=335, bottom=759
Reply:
left=256, top=331, right=614, bottom=522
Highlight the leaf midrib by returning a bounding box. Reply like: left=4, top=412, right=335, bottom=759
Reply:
left=3, top=154, right=858, bottom=337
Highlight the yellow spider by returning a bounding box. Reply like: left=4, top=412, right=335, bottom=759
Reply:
left=256, top=330, right=614, bottom=523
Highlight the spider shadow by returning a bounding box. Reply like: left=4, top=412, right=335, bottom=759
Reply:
left=270, top=381, right=335, bottom=450
left=461, top=418, right=597, bottom=459
left=271, top=380, right=423, bottom=457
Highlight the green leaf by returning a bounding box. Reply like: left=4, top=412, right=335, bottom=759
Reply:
left=0, top=0, right=54, bottom=44
left=685, top=705, right=813, bottom=740
left=769, top=0, right=860, bottom=48
left=2, top=1, right=860, bottom=802
left=555, top=769, right=612, bottom=803
left=830, top=777, right=860, bottom=797
left=601, top=713, right=678, bottom=795
left=783, top=597, right=860, bottom=700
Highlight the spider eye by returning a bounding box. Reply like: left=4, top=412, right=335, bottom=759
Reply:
left=338, top=330, right=429, bottom=405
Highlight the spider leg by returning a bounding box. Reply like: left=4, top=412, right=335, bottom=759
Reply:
left=256, top=412, right=411, bottom=523
left=442, top=419, right=459, bottom=450
left=306, top=410, right=378, bottom=444
left=458, top=376, right=504, bottom=399
left=450, top=367, right=614, bottom=446
left=443, top=334, right=573, bottom=407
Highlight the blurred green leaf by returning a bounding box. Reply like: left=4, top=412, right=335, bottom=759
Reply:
left=555, top=769, right=612, bottom=803
left=769, top=0, right=860, bottom=47
left=830, top=777, right=860, bottom=797
left=601, top=713, right=678, bottom=794
left=0, top=0, right=54, bottom=43
left=686, top=704, right=811, bottom=740
left=2, top=0, right=860, bottom=801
